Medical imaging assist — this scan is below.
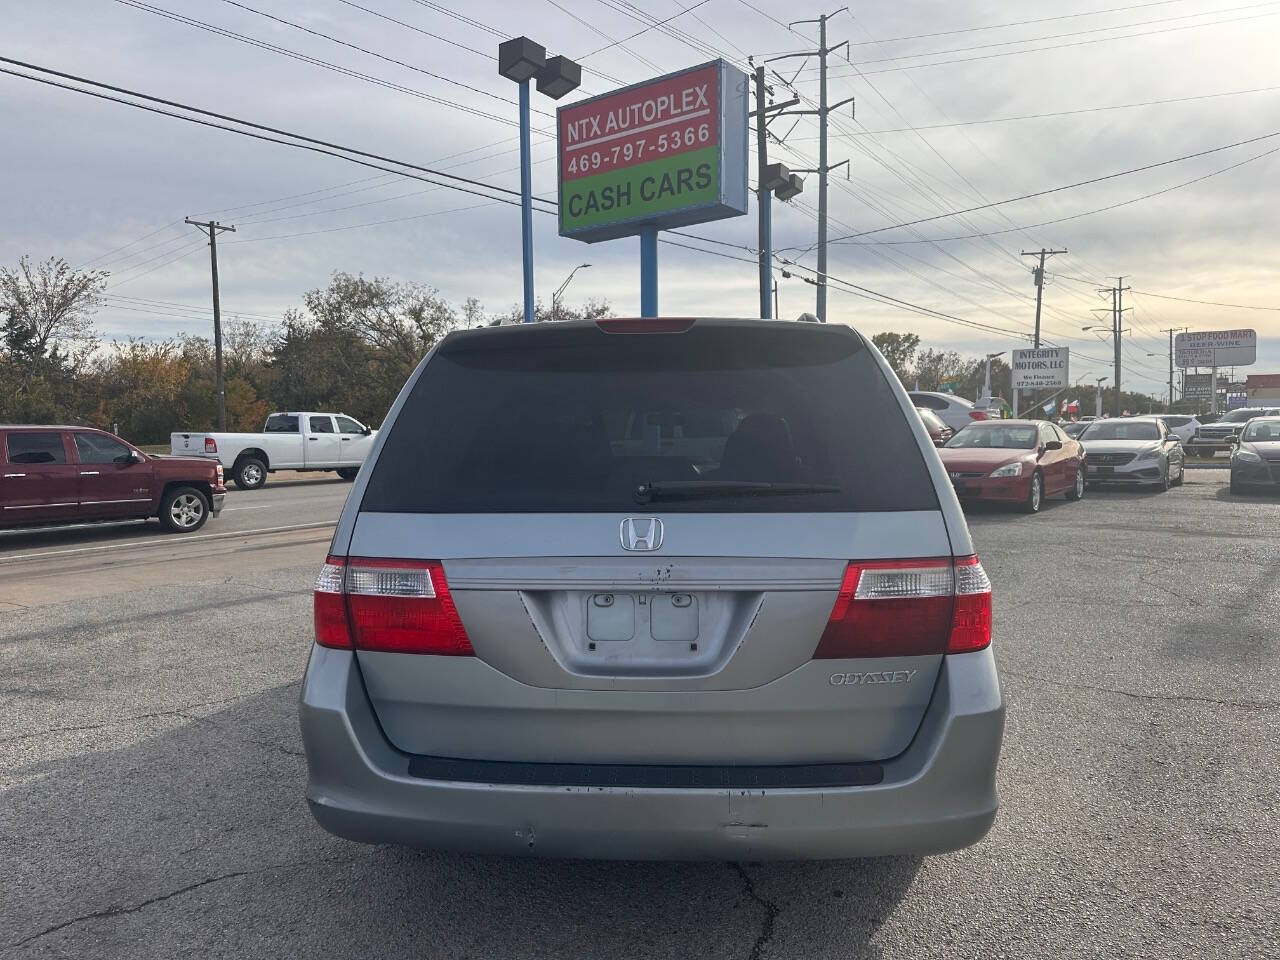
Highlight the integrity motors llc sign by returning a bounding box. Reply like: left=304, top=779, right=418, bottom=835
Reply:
left=557, top=60, right=748, bottom=242
left=1012, top=347, right=1069, bottom=390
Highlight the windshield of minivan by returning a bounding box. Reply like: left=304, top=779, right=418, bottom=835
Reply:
left=1081, top=421, right=1160, bottom=441
left=361, top=324, right=940, bottom=513
left=944, top=424, right=1038, bottom=449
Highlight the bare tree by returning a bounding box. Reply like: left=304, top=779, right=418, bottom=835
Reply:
left=0, top=256, right=107, bottom=420
left=0, top=256, right=106, bottom=364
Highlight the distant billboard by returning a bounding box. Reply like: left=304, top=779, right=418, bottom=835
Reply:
left=557, top=60, right=749, bottom=242
left=1174, top=329, right=1256, bottom=368
left=1183, top=373, right=1214, bottom=401
left=1011, top=347, right=1069, bottom=389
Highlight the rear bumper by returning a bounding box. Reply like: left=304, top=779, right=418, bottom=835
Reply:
left=1186, top=437, right=1233, bottom=454
left=210, top=492, right=225, bottom=516
left=298, top=646, right=1005, bottom=860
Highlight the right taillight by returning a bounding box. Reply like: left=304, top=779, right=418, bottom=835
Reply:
left=813, top=556, right=991, bottom=659
left=949, top=555, right=993, bottom=653
left=313, top=555, right=473, bottom=655
left=204, top=437, right=217, bottom=453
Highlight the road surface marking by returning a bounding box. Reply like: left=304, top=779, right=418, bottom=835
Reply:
left=0, top=521, right=335, bottom=564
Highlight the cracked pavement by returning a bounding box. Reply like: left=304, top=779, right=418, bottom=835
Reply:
left=2, top=468, right=1277, bottom=958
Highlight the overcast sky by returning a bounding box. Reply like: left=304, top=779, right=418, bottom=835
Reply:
left=4, top=0, right=1280, bottom=396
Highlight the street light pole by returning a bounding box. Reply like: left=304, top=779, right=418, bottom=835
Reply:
left=983, top=351, right=1005, bottom=402
left=498, top=38, right=582, bottom=324
left=552, top=263, right=591, bottom=320
left=1095, top=376, right=1109, bottom=419
left=518, top=79, right=534, bottom=324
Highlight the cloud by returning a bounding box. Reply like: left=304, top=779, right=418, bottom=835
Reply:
left=2, top=0, right=1278, bottom=389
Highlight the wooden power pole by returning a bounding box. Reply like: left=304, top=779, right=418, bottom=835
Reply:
left=184, top=218, right=236, bottom=430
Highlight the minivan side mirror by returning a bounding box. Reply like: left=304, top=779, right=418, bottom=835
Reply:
left=1045, top=440, right=1063, bottom=451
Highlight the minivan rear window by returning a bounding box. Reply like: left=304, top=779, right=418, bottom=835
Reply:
left=362, top=322, right=940, bottom=513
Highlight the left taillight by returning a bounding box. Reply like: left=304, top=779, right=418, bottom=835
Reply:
left=313, top=556, right=473, bottom=655
left=813, top=555, right=992, bottom=659
left=215, top=464, right=224, bottom=486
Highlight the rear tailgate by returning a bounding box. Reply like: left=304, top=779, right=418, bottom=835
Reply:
left=339, top=320, right=974, bottom=767
left=170, top=432, right=214, bottom=456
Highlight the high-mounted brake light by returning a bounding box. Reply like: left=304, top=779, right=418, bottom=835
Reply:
left=968, top=411, right=988, bottom=421
left=204, top=437, right=218, bottom=453
left=813, top=556, right=991, bottom=659
left=595, top=317, right=696, bottom=334
left=313, top=556, right=473, bottom=655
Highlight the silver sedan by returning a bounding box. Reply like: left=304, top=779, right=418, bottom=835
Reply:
left=1080, top=417, right=1186, bottom=490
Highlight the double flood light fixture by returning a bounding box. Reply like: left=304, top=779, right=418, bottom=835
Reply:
left=498, top=37, right=582, bottom=100
left=762, top=162, right=804, bottom=202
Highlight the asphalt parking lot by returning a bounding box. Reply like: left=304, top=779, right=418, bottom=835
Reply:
left=2, top=469, right=1277, bottom=959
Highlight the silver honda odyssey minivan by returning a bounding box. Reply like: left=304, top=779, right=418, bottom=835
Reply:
left=300, top=317, right=1004, bottom=860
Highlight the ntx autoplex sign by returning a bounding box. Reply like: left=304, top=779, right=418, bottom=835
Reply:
left=1011, top=347, right=1069, bottom=390
left=557, top=60, right=748, bottom=242
left=1174, top=329, right=1257, bottom=368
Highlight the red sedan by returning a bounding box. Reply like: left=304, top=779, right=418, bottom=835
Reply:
left=939, top=419, right=1086, bottom=513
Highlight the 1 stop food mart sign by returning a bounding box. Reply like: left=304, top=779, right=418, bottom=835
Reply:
left=557, top=60, right=749, bottom=242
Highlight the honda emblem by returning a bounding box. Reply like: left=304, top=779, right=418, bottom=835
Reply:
left=620, top=517, right=664, bottom=552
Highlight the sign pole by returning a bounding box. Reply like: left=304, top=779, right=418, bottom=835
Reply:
left=640, top=225, right=658, bottom=317
left=518, top=79, right=535, bottom=323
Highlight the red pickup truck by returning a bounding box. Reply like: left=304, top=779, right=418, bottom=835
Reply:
left=0, top=426, right=225, bottom=533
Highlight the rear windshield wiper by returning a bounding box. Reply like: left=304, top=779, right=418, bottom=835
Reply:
left=633, top=480, right=842, bottom=504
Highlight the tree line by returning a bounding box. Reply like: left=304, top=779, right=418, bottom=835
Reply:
left=0, top=256, right=609, bottom=444
left=1, top=256, right=1160, bottom=445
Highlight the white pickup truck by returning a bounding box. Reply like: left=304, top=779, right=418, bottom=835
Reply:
left=171, top=412, right=377, bottom=490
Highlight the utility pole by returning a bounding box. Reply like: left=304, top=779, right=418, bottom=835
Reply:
left=1160, top=327, right=1186, bottom=411
left=184, top=218, right=236, bottom=431
left=749, top=66, right=800, bottom=318
left=1095, top=276, right=1130, bottom=417
left=771, top=9, right=853, bottom=323
left=1020, top=248, right=1067, bottom=348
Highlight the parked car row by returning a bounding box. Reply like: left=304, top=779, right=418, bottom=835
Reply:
left=925, top=409, right=1280, bottom=512
left=1181, top=407, right=1280, bottom=458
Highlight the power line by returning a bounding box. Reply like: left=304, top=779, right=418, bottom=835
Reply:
left=579, top=0, right=714, bottom=58
left=406, top=0, right=507, bottom=39
left=0, top=58, right=559, bottom=210
left=805, top=1, right=1280, bottom=70
left=1130, top=290, right=1280, bottom=311
left=786, top=84, right=1280, bottom=137
left=215, top=0, right=553, bottom=118
left=335, top=0, right=495, bottom=60
left=111, top=0, right=552, bottom=135
left=830, top=0, right=1193, bottom=46
left=789, top=129, right=1280, bottom=245
left=828, top=144, right=1280, bottom=245
left=813, top=6, right=1280, bottom=78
